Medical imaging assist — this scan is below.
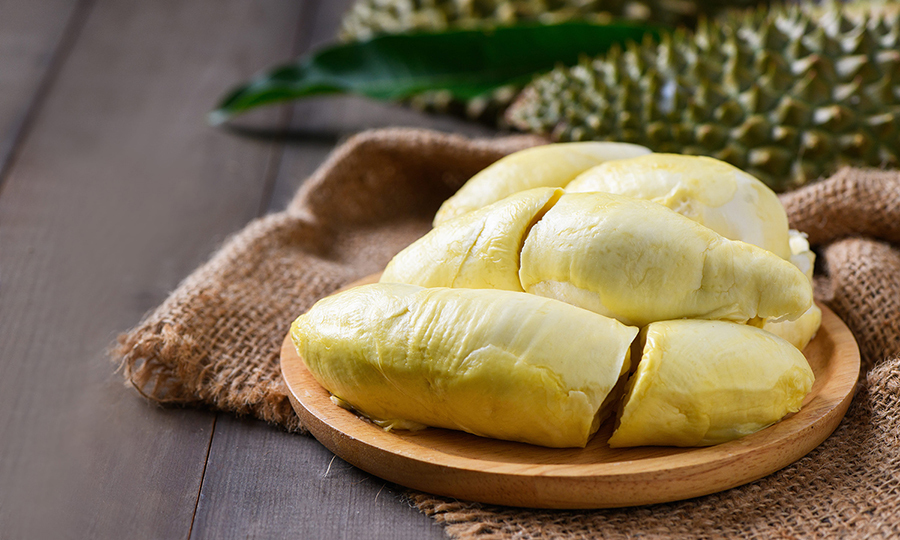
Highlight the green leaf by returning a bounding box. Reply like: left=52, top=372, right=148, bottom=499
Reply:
left=209, top=21, right=661, bottom=125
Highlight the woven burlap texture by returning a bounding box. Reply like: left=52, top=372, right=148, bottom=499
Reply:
left=116, top=129, right=900, bottom=539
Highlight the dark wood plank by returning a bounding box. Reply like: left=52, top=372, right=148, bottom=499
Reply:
left=0, top=0, right=81, bottom=179
left=0, top=0, right=303, bottom=538
left=265, top=0, right=500, bottom=213
left=192, top=1, right=497, bottom=539
left=192, top=416, right=448, bottom=540
left=262, top=0, right=501, bottom=214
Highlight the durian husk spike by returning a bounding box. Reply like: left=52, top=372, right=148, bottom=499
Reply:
left=506, top=2, right=900, bottom=191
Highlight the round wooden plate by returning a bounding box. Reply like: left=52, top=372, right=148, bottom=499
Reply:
left=281, top=280, right=860, bottom=509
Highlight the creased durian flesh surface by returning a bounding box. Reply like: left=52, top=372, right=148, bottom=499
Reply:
left=519, top=192, right=812, bottom=327
left=386, top=188, right=813, bottom=328
left=566, top=153, right=792, bottom=259
left=292, top=283, right=638, bottom=448
left=300, top=144, right=819, bottom=448
left=609, top=320, right=814, bottom=447
left=382, top=187, right=562, bottom=291
left=433, top=141, right=650, bottom=225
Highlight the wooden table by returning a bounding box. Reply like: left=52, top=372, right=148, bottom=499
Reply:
left=0, top=1, right=497, bottom=537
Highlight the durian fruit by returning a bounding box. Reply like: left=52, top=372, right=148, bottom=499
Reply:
left=339, top=0, right=767, bottom=123
left=520, top=192, right=812, bottom=326
left=608, top=319, right=814, bottom=447
left=383, top=187, right=563, bottom=290
left=506, top=3, right=900, bottom=190
left=340, top=0, right=766, bottom=41
left=340, top=0, right=622, bottom=41
left=433, top=141, right=650, bottom=225
left=566, top=153, right=792, bottom=258
left=292, top=283, right=638, bottom=448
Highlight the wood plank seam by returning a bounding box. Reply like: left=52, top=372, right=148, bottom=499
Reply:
left=0, top=0, right=95, bottom=194
left=187, top=414, right=219, bottom=540
left=186, top=1, right=325, bottom=536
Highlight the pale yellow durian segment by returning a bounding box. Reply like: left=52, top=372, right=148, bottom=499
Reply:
left=566, top=154, right=792, bottom=259
left=519, top=192, right=813, bottom=327
left=763, top=230, right=822, bottom=350
left=292, top=283, right=639, bottom=448
left=433, top=142, right=651, bottom=226
left=787, top=230, right=815, bottom=281
left=608, top=320, right=815, bottom=448
left=763, top=304, right=822, bottom=351
left=380, top=187, right=563, bottom=291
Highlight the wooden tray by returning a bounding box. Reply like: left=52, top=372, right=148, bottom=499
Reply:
left=281, top=286, right=860, bottom=509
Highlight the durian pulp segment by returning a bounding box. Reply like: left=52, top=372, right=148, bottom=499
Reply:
left=292, top=283, right=638, bottom=448
left=519, top=192, right=813, bottom=327
left=788, top=230, right=815, bottom=281
left=762, top=304, right=822, bottom=351
left=608, top=320, right=815, bottom=448
left=763, top=230, right=822, bottom=350
left=566, top=153, right=792, bottom=259
left=562, top=151, right=822, bottom=349
left=380, top=187, right=562, bottom=291
left=432, top=142, right=650, bottom=226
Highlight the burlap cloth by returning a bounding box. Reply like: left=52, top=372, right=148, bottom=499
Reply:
left=115, top=128, right=900, bottom=539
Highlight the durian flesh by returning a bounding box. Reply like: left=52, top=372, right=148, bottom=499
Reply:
left=519, top=192, right=813, bottom=327
left=303, top=145, right=819, bottom=448
left=388, top=188, right=813, bottom=328
left=566, top=153, right=792, bottom=259
left=433, top=141, right=650, bottom=226
left=560, top=151, right=822, bottom=349
left=609, top=320, right=815, bottom=447
left=292, top=283, right=638, bottom=448
left=382, top=187, right=562, bottom=290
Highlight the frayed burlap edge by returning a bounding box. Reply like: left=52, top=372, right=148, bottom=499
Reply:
left=113, top=127, right=545, bottom=433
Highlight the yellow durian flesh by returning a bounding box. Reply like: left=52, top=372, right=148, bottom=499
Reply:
left=567, top=154, right=791, bottom=259
left=519, top=192, right=813, bottom=328
left=608, top=320, right=815, bottom=448
left=292, top=283, right=638, bottom=448
left=564, top=153, right=824, bottom=349
left=763, top=230, right=822, bottom=350
left=566, top=154, right=792, bottom=260
left=433, top=142, right=651, bottom=226
left=380, top=187, right=562, bottom=291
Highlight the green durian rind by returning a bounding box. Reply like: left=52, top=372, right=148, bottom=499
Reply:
left=507, top=3, right=900, bottom=190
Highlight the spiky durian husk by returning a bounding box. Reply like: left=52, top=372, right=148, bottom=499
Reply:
left=339, top=0, right=749, bottom=41
left=339, top=0, right=766, bottom=124
left=506, top=4, right=900, bottom=190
